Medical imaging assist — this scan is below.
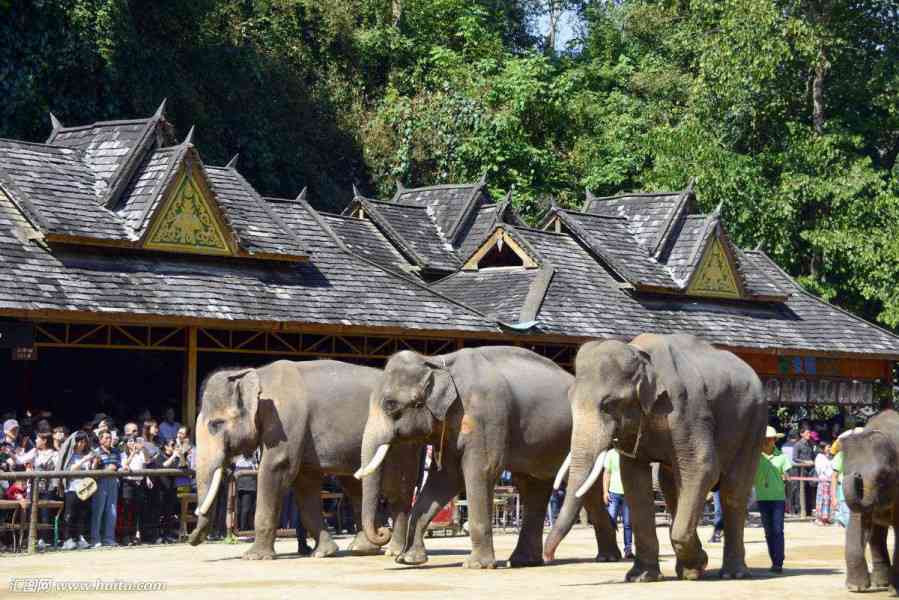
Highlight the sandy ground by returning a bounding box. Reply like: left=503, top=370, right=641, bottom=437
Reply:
left=0, top=520, right=877, bottom=600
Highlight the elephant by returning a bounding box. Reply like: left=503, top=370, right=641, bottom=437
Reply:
left=839, top=409, right=899, bottom=593
left=354, top=346, right=619, bottom=569
left=187, top=359, right=419, bottom=560
left=544, top=333, right=767, bottom=581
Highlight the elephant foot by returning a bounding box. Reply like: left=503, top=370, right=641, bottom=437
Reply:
left=312, top=538, right=339, bottom=558
left=243, top=544, right=276, bottom=560
left=845, top=571, right=871, bottom=593
left=719, top=564, right=752, bottom=580
left=396, top=547, right=428, bottom=565
left=385, top=542, right=404, bottom=557
left=347, top=532, right=381, bottom=556
left=675, top=550, right=709, bottom=581
left=625, top=561, right=663, bottom=583
left=595, top=548, right=622, bottom=563
left=871, top=567, right=892, bottom=589
left=463, top=553, right=497, bottom=570
left=508, top=550, right=544, bottom=568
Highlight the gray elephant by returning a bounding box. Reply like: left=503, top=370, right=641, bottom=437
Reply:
left=188, top=359, right=418, bottom=560
left=355, top=346, right=618, bottom=569
left=544, top=333, right=767, bottom=581
left=840, top=410, right=899, bottom=593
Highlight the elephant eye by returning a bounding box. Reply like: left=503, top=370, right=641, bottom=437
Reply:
left=383, top=400, right=400, bottom=414
left=207, top=419, right=225, bottom=435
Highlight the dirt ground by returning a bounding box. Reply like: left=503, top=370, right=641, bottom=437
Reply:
left=0, top=520, right=880, bottom=600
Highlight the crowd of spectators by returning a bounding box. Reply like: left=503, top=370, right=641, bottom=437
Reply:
left=0, top=407, right=192, bottom=551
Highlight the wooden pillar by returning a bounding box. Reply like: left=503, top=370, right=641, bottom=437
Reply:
left=183, top=327, right=198, bottom=430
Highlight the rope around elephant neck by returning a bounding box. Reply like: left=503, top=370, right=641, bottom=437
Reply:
left=617, top=418, right=643, bottom=460
left=436, top=418, right=446, bottom=471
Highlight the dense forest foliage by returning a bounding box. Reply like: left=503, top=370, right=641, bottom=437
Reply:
left=3, top=0, right=899, bottom=329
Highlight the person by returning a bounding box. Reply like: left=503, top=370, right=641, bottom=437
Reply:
left=173, top=426, right=194, bottom=494
left=754, top=425, right=792, bottom=573
left=603, top=448, right=633, bottom=559
left=158, top=439, right=182, bottom=543
left=122, top=422, right=139, bottom=440
left=159, top=407, right=181, bottom=443
left=235, top=453, right=258, bottom=535
left=61, top=433, right=93, bottom=550
left=90, top=430, right=122, bottom=548
left=2, top=419, right=19, bottom=452
left=139, top=420, right=162, bottom=544
left=814, top=443, right=834, bottom=525
left=830, top=432, right=851, bottom=528
left=30, top=432, right=59, bottom=550
left=791, top=426, right=816, bottom=517
left=708, top=488, right=724, bottom=543
left=120, top=435, right=146, bottom=545
left=52, top=426, right=67, bottom=452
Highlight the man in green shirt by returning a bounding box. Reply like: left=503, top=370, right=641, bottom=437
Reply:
left=754, top=426, right=792, bottom=573
left=603, top=449, right=633, bottom=559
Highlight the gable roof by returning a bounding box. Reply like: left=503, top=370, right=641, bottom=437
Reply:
left=317, top=211, right=414, bottom=275
left=391, top=178, right=488, bottom=244
left=0, top=109, right=306, bottom=262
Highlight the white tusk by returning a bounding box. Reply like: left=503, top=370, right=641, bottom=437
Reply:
left=354, top=444, right=391, bottom=480
left=195, top=467, right=223, bottom=517
left=575, top=450, right=607, bottom=499
left=553, top=453, right=571, bottom=490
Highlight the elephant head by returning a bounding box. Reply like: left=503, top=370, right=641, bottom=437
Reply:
left=544, top=340, right=667, bottom=560
left=188, top=368, right=262, bottom=546
left=841, top=429, right=899, bottom=515
left=355, top=350, right=459, bottom=547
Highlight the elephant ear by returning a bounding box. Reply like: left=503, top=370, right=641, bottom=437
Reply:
left=422, top=359, right=459, bottom=421
left=229, top=369, right=261, bottom=423
left=635, top=350, right=667, bottom=415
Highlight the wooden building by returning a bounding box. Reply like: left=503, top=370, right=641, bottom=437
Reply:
left=0, top=105, right=896, bottom=427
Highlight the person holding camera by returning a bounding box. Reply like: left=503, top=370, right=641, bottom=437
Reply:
left=120, top=435, right=146, bottom=545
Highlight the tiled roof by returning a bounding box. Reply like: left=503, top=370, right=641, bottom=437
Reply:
left=205, top=166, right=306, bottom=259
left=317, top=212, right=413, bottom=275
left=584, top=191, right=685, bottom=251
left=394, top=183, right=484, bottom=242
left=112, top=146, right=183, bottom=233
left=432, top=224, right=899, bottom=357
left=359, top=199, right=460, bottom=272
left=0, top=190, right=493, bottom=333
left=0, top=139, right=133, bottom=240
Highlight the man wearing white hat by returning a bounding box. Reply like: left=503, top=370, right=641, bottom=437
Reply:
left=754, top=425, right=792, bottom=573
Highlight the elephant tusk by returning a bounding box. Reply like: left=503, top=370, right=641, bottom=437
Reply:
left=553, top=453, right=571, bottom=490
left=195, top=467, right=223, bottom=517
left=575, top=450, right=607, bottom=499
left=354, top=444, right=390, bottom=480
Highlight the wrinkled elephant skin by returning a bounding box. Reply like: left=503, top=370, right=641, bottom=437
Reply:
left=191, top=360, right=417, bottom=560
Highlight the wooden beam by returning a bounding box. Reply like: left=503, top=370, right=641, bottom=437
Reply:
left=183, top=326, right=198, bottom=431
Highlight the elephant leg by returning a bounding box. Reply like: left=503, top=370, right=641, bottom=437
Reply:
left=384, top=478, right=414, bottom=558
left=338, top=476, right=381, bottom=556
left=396, top=461, right=462, bottom=566
left=582, top=483, right=621, bottom=562
left=717, top=479, right=753, bottom=579
left=508, top=474, right=551, bottom=567
left=667, top=462, right=715, bottom=580
left=846, top=511, right=871, bottom=591
left=621, top=457, right=662, bottom=582
left=869, top=523, right=891, bottom=589
left=294, top=473, right=339, bottom=558
left=244, top=458, right=293, bottom=560
left=460, top=450, right=501, bottom=569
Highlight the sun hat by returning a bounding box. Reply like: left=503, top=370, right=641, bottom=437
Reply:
left=3, top=419, right=18, bottom=434
left=765, top=425, right=785, bottom=439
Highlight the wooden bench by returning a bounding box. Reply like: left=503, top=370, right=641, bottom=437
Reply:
left=0, top=498, right=64, bottom=552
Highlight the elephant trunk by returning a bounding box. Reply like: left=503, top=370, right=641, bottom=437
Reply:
left=359, top=413, right=393, bottom=547
left=544, top=413, right=611, bottom=562
left=188, top=424, right=225, bottom=547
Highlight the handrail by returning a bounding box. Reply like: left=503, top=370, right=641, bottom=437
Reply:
left=0, top=469, right=194, bottom=480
